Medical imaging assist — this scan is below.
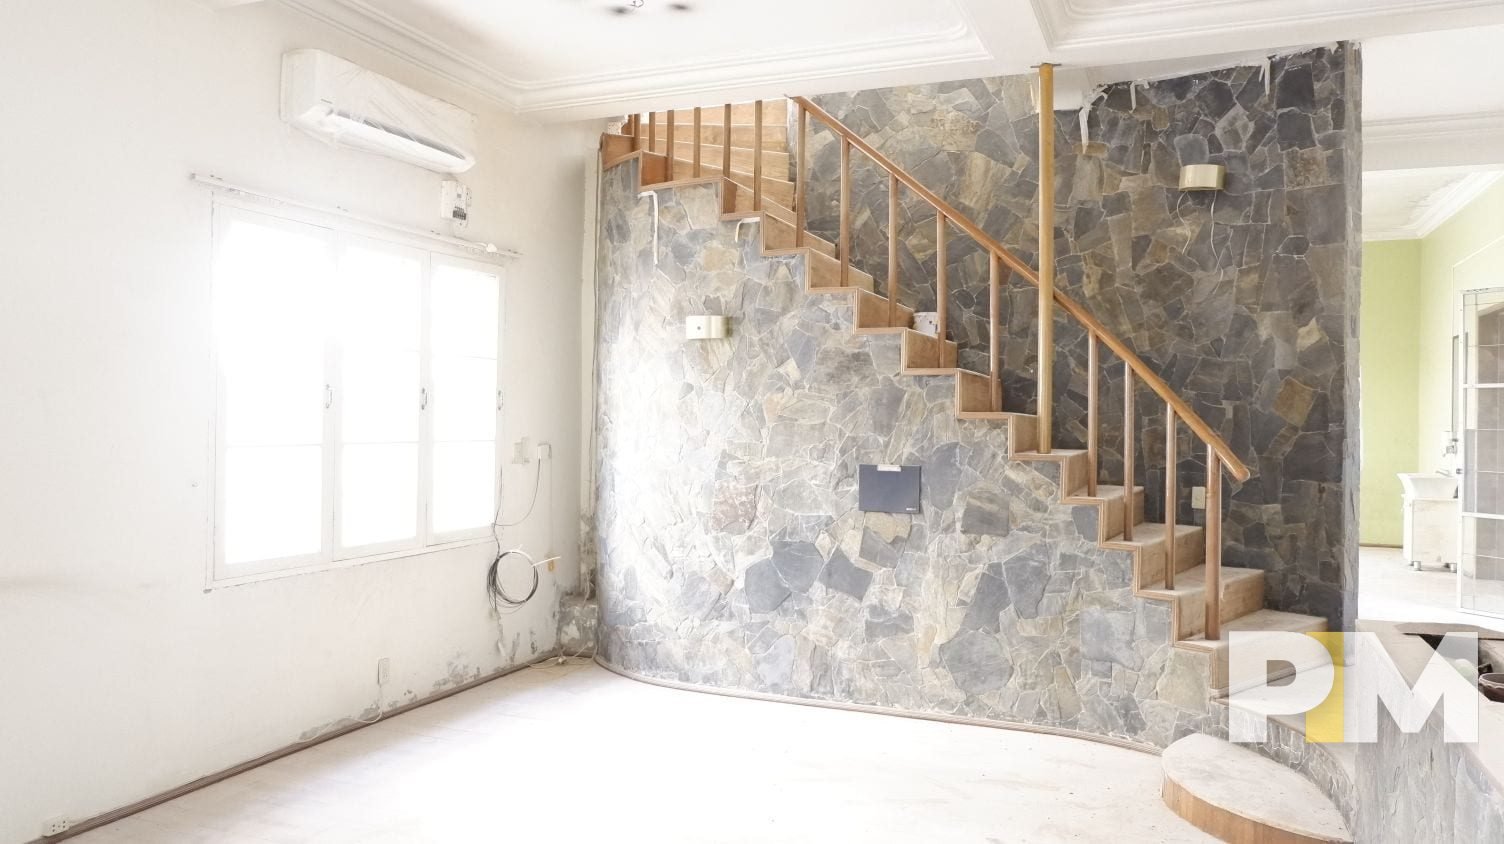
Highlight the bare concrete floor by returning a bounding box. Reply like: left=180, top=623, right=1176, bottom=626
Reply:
left=73, top=661, right=1213, bottom=843
left=1359, top=545, right=1504, bottom=630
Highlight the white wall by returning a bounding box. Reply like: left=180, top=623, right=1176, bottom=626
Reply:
left=0, top=1, right=597, bottom=840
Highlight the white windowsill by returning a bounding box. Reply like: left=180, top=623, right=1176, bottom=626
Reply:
left=206, top=536, right=495, bottom=591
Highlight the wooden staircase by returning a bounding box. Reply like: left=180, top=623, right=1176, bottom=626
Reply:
left=599, top=95, right=1327, bottom=696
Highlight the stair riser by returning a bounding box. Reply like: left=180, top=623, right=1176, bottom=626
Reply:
left=1137, top=530, right=1208, bottom=585
left=901, top=330, right=958, bottom=370
left=650, top=140, right=789, bottom=175
left=1176, top=572, right=1265, bottom=639
left=808, top=250, right=875, bottom=293
left=761, top=214, right=836, bottom=258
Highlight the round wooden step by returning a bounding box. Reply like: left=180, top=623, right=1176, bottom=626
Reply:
left=1162, top=733, right=1351, bottom=843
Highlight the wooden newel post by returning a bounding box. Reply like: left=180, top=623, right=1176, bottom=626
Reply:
left=1037, top=62, right=1056, bottom=454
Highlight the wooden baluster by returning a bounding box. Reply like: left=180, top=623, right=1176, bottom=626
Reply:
left=1205, top=449, right=1223, bottom=640
left=1087, top=333, right=1099, bottom=496
left=722, top=104, right=732, bottom=179
left=1123, top=364, right=1136, bottom=542
left=665, top=109, right=675, bottom=180
left=795, top=107, right=808, bottom=247
left=1164, top=404, right=1177, bottom=590
left=989, top=252, right=1002, bottom=412
left=839, top=138, right=850, bottom=286
left=888, top=171, right=899, bottom=327
left=692, top=107, right=702, bottom=177
left=648, top=111, right=657, bottom=154
left=937, top=213, right=950, bottom=366
left=1037, top=62, right=1057, bottom=454
left=753, top=100, right=764, bottom=211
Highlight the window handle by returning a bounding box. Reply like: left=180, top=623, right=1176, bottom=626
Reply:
left=324, top=384, right=333, bottom=409
left=420, top=387, right=429, bottom=410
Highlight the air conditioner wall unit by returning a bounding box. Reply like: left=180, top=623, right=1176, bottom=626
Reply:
left=280, top=49, right=477, bottom=174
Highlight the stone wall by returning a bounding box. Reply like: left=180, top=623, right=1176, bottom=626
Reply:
left=802, top=45, right=1361, bottom=629
left=592, top=157, right=1221, bottom=748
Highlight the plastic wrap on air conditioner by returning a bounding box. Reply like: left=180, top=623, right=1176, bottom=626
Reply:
left=281, top=49, right=477, bottom=174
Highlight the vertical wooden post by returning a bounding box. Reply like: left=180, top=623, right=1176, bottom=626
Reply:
left=795, top=107, right=808, bottom=247
left=1205, top=449, right=1223, bottom=640
left=1123, top=364, right=1136, bottom=541
left=1087, top=333, right=1099, bottom=496
left=888, top=171, right=900, bottom=327
left=1164, top=404, right=1178, bottom=590
left=722, top=104, right=732, bottom=178
left=665, top=109, right=675, bottom=180
left=648, top=111, right=657, bottom=153
left=692, top=107, right=702, bottom=177
left=631, top=114, right=642, bottom=151
left=937, top=213, right=950, bottom=365
left=1037, top=62, right=1056, bottom=454
left=753, top=100, right=764, bottom=210
left=839, top=138, right=851, bottom=287
left=989, top=252, right=1002, bottom=412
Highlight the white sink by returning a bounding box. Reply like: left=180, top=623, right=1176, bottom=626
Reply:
left=1399, top=472, right=1459, bottom=499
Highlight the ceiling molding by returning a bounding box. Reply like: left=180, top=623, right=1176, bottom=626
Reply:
left=1038, top=0, right=1502, bottom=49
left=1366, top=111, right=1504, bottom=171
left=1363, top=171, right=1504, bottom=241
left=276, top=0, right=996, bottom=121
left=1412, top=172, right=1504, bottom=238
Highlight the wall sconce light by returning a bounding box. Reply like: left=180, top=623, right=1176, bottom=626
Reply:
left=685, top=315, right=728, bottom=340
left=1179, top=164, right=1225, bottom=191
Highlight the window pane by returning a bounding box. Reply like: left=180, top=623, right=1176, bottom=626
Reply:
left=342, top=349, right=420, bottom=443
left=432, top=356, right=497, bottom=441
left=432, top=441, right=494, bottom=534
left=431, top=265, right=499, bottom=359
left=215, top=218, right=331, bottom=446
left=339, top=246, right=421, bottom=350
left=341, top=443, right=417, bottom=548
left=224, top=445, right=322, bottom=564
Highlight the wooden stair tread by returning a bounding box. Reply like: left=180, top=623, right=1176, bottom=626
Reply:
left=1141, top=562, right=1255, bottom=596
left=1162, top=734, right=1352, bottom=843
left=1012, top=448, right=1087, bottom=460
left=1067, top=483, right=1144, bottom=503
left=1178, top=608, right=1328, bottom=650
left=1105, top=521, right=1198, bottom=546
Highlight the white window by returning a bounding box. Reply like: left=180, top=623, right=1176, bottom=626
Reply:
left=210, top=205, right=502, bottom=582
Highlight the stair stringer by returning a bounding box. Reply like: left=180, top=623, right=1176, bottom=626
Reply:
left=595, top=153, right=1221, bottom=749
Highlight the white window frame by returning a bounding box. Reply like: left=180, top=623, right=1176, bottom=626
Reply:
left=207, top=201, right=504, bottom=587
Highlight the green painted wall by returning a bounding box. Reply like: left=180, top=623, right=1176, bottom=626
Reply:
left=1417, top=179, right=1504, bottom=476
left=1361, top=240, right=1422, bottom=546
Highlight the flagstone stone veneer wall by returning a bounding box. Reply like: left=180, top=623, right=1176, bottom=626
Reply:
left=592, top=157, right=1222, bottom=748
left=801, top=45, right=1361, bottom=629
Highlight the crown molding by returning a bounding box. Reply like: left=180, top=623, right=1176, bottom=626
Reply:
left=1039, top=0, right=1504, bottom=49
left=1366, top=111, right=1504, bottom=171
left=1363, top=171, right=1504, bottom=241
left=275, top=0, right=995, bottom=121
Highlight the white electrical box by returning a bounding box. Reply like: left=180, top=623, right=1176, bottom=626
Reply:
left=441, top=180, right=471, bottom=229
left=685, top=315, right=728, bottom=340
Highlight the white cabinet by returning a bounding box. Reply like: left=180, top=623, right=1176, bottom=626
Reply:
left=1399, top=473, right=1459, bottom=571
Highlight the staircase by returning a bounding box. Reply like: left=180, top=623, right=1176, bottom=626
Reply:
left=601, top=95, right=1329, bottom=701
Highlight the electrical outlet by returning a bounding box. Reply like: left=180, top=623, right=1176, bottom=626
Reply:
left=537, top=441, right=552, bottom=460
left=1191, top=486, right=1206, bottom=509
left=42, top=818, right=70, bottom=837
left=376, top=657, right=391, bottom=687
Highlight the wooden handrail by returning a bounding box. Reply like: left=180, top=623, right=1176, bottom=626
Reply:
left=789, top=95, right=1251, bottom=484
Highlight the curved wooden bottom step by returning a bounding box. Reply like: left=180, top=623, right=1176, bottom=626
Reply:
left=1162, top=734, right=1351, bottom=844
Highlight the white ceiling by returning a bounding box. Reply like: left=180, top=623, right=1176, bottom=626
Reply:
left=265, top=0, right=1504, bottom=238
left=271, top=0, right=1504, bottom=119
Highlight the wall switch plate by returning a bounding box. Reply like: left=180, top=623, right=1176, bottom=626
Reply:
left=1191, top=486, right=1206, bottom=509
left=512, top=437, right=532, bottom=464
left=376, top=657, right=390, bottom=687
left=685, top=315, right=728, bottom=340
left=42, top=818, right=70, bottom=837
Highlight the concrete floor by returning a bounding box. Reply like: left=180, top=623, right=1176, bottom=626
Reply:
left=1359, top=545, right=1504, bottom=630
left=73, top=661, right=1213, bottom=843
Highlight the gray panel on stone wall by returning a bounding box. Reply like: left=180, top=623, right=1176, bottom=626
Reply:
left=858, top=464, right=922, bottom=514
